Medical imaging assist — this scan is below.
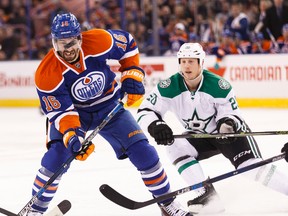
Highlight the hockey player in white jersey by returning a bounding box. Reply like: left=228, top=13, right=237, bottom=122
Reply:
left=137, top=42, right=288, bottom=214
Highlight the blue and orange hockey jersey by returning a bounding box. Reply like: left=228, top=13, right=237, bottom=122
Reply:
left=35, top=29, right=141, bottom=135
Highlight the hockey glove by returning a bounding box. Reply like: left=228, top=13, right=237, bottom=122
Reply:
left=76, top=141, right=95, bottom=161
left=281, top=142, right=288, bottom=162
left=148, top=120, right=174, bottom=145
left=120, top=67, right=145, bottom=106
left=216, top=117, right=238, bottom=144
left=63, top=127, right=94, bottom=161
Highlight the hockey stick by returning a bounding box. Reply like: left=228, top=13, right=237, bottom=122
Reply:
left=16, top=101, right=123, bottom=216
left=0, top=200, right=71, bottom=216
left=99, top=152, right=286, bottom=210
left=45, top=199, right=71, bottom=216
left=173, top=130, right=288, bottom=139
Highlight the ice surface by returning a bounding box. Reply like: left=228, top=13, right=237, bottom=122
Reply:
left=1, top=107, right=288, bottom=216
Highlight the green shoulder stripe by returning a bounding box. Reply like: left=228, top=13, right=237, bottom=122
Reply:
left=157, top=73, right=187, bottom=98
left=200, top=70, right=232, bottom=98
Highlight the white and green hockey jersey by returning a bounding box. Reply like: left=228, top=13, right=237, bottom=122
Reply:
left=138, top=69, right=244, bottom=134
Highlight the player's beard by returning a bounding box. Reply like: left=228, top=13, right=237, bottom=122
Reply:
left=61, top=49, right=80, bottom=63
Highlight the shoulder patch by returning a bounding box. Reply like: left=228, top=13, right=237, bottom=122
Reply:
left=157, top=73, right=187, bottom=98
left=218, top=79, right=231, bottom=90
left=159, top=78, right=171, bottom=88
left=200, top=70, right=232, bottom=98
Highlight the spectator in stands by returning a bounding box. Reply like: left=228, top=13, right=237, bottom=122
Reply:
left=278, top=23, right=288, bottom=53
left=188, top=33, right=199, bottom=43
left=0, top=0, right=12, bottom=19
left=254, top=0, right=273, bottom=34
left=164, top=22, right=188, bottom=56
left=245, top=1, right=260, bottom=31
left=0, top=9, right=7, bottom=26
left=1, top=26, right=20, bottom=59
left=157, top=19, right=171, bottom=55
left=0, top=50, right=6, bottom=60
left=3, top=0, right=288, bottom=59
left=7, top=5, right=27, bottom=25
left=211, top=29, right=240, bottom=61
left=234, top=32, right=248, bottom=54
left=262, top=0, right=288, bottom=40
left=187, top=23, right=200, bottom=43
left=35, top=37, right=51, bottom=59
left=224, top=1, right=250, bottom=41
left=159, top=4, right=171, bottom=27
left=249, top=32, right=273, bottom=53
left=213, top=13, right=228, bottom=45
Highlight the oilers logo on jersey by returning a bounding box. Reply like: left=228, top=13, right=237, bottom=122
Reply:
left=71, top=71, right=105, bottom=102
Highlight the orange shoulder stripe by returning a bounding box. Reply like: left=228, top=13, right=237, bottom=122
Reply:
left=35, top=50, right=67, bottom=92
left=81, top=29, right=113, bottom=56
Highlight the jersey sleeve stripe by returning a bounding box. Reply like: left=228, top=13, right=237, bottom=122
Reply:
left=54, top=111, right=81, bottom=134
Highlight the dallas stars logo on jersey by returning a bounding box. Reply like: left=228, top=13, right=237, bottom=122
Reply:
left=183, top=110, right=214, bottom=133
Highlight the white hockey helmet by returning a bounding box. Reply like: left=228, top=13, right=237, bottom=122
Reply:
left=177, top=43, right=205, bottom=68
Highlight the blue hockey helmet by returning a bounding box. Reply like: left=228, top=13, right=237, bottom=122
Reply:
left=51, top=13, right=81, bottom=39
left=51, top=13, right=82, bottom=62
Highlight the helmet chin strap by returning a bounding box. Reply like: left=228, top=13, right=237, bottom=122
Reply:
left=185, top=72, right=203, bottom=87
left=180, top=69, right=203, bottom=89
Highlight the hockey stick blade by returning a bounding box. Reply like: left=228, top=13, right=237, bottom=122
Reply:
left=100, top=153, right=285, bottom=210
left=0, top=200, right=71, bottom=216
left=0, top=208, right=17, bottom=216
left=45, top=200, right=71, bottom=216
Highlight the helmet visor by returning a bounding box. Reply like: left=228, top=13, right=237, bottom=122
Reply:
left=53, top=36, right=81, bottom=52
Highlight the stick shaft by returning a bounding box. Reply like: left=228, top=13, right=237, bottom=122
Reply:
left=100, top=153, right=286, bottom=210
left=174, top=130, right=288, bottom=139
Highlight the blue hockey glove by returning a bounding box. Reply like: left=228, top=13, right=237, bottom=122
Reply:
left=120, top=67, right=145, bottom=106
left=148, top=120, right=174, bottom=145
left=63, top=127, right=95, bottom=161
left=63, top=127, right=85, bottom=153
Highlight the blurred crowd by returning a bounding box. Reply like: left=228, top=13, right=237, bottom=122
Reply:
left=1, top=0, right=288, bottom=61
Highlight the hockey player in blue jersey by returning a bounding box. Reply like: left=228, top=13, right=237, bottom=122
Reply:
left=28, top=12, right=191, bottom=216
